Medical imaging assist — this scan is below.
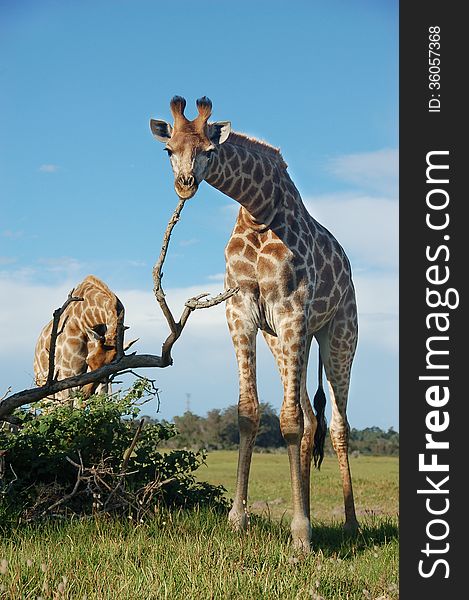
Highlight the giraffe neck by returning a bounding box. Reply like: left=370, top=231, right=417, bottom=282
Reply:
left=205, top=138, right=299, bottom=227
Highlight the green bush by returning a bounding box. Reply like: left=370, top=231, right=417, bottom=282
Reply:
left=0, top=380, right=229, bottom=521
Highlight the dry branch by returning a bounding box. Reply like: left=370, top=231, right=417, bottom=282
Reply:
left=152, top=195, right=238, bottom=364
left=0, top=194, right=237, bottom=420
left=46, top=292, right=83, bottom=386
left=0, top=354, right=166, bottom=418
left=41, top=452, right=84, bottom=516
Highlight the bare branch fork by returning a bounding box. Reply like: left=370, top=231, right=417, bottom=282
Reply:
left=0, top=195, right=237, bottom=419
left=152, top=195, right=238, bottom=364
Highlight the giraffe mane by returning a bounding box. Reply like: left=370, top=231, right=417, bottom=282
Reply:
left=223, top=130, right=288, bottom=169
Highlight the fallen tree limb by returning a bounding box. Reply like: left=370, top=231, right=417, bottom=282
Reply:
left=0, top=354, right=166, bottom=418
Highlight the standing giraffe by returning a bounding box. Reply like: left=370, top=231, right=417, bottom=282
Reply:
left=150, top=96, right=359, bottom=551
left=34, top=275, right=129, bottom=404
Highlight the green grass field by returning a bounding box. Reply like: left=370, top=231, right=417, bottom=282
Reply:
left=0, top=452, right=398, bottom=600
left=197, top=451, right=398, bottom=523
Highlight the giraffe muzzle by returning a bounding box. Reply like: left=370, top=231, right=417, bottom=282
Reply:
left=175, top=174, right=198, bottom=199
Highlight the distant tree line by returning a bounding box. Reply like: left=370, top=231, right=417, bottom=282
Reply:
left=144, top=404, right=399, bottom=456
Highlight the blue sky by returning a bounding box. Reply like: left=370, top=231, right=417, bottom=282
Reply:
left=0, top=0, right=398, bottom=429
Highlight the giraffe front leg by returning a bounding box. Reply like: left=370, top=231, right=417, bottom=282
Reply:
left=227, top=320, right=259, bottom=532
left=281, top=389, right=312, bottom=552
left=279, top=328, right=312, bottom=553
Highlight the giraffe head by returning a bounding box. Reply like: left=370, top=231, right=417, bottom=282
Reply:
left=150, top=96, right=231, bottom=199
left=78, top=322, right=118, bottom=397
left=80, top=303, right=130, bottom=397
left=85, top=323, right=118, bottom=371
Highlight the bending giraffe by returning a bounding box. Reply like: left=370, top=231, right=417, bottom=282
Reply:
left=150, top=96, right=359, bottom=551
left=34, top=275, right=134, bottom=405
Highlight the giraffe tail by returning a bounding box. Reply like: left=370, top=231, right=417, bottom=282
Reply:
left=312, top=352, right=327, bottom=469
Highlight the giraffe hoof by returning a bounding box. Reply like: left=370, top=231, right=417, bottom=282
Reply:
left=228, top=507, right=248, bottom=531
left=291, top=537, right=311, bottom=556
left=343, top=519, right=360, bottom=536
left=290, top=516, right=312, bottom=554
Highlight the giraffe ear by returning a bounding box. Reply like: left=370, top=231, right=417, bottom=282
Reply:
left=207, top=121, right=231, bottom=145
left=150, top=119, right=173, bottom=143
left=86, top=324, right=107, bottom=343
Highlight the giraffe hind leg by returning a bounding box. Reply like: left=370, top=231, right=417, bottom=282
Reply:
left=298, top=335, right=316, bottom=522
left=316, top=313, right=359, bottom=533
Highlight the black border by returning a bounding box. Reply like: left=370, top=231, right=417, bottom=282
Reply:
left=400, top=2, right=465, bottom=596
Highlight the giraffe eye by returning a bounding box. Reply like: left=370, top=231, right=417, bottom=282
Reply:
left=164, top=148, right=173, bottom=157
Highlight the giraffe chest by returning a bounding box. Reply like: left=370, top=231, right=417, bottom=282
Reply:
left=224, top=227, right=351, bottom=335
left=225, top=232, right=305, bottom=330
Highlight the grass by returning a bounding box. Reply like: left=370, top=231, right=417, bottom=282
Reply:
left=197, top=452, right=398, bottom=523
left=0, top=452, right=398, bottom=600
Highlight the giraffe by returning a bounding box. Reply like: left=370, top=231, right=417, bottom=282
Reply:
left=150, top=96, right=359, bottom=551
left=34, top=275, right=130, bottom=405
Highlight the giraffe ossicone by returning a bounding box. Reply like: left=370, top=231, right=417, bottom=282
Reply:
left=34, top=275, right=132, bottom=407
left=151, top=96, right=360, bottom=550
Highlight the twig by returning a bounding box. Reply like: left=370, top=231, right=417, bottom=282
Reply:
left=41, top=456, right=83, bottom=516
left=152, top=196, right=188, bottom=336
left=114, top=307, right=126, bottom=362
left=41, top=475, right=81, bottom=516
left=122, top=418, right=145, bottom=471
left=103, top=418, right=146, bottom=511
left=0, top=387, right=11, bottom=402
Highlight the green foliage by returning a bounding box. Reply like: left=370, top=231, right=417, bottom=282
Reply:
left=164, top=404, right=399, bottom=455
left=0, top=380, right=229, bottom=519
left=166, top=402, right=284, bottom=450
left=348, top=426, right=399, bottom=456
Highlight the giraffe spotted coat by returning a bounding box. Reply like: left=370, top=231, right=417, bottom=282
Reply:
left=150, top=96, right=359, bottom=551
left=34, top=275, right=125, bottom=404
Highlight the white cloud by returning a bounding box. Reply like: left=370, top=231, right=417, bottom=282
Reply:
left=305, top=193, right=398, bottom=270
left=206, top=273, right=225, bottom=282
left=353, top=272, right=398, bottom=352
left=0, top=272, right=396, bottom=373
left=37, top=257, right=85, bottom=274
left=179, top=238, right=199, bottom=247
left=0, top=276, right=231, bottom=364
left=0, top=274, right=397, bottom=427
left=0, top=278, right=73, bottom=357
left=38, top=164, right=60, bottom=173
left=124, top=260, right=146, bottom=268
left=305, top=148, right=399, bottom=272
left=327, top=148, right=398, bottom=197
